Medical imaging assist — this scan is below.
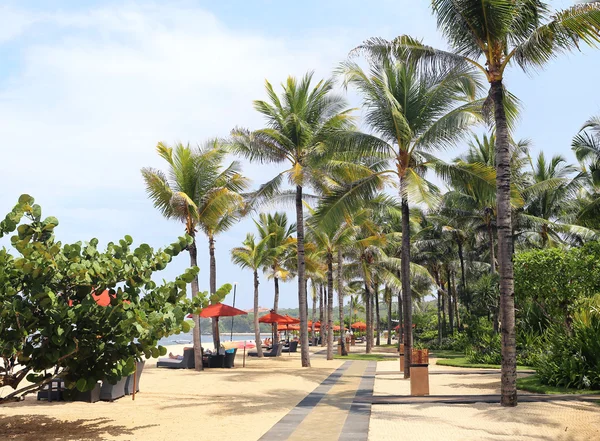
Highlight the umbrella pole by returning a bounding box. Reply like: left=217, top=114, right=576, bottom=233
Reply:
left=132, top=362, right=137, bottom=401
left=243, top=341, right=246, bottom=367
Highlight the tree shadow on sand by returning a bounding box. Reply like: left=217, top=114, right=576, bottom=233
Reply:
left=0, top=415, right=158, bottom=441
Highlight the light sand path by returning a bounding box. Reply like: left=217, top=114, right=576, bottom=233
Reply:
left=1, top=345, right=342, bottom=441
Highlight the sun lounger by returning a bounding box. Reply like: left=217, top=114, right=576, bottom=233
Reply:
left=248, top=343, right=282, bottom=357
left=282, top=341, right=298, bottom=353
left=156, top=348, right=195, bottom=369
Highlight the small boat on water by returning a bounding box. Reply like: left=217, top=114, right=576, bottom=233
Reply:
left=174, top=339, right=191, bottom=344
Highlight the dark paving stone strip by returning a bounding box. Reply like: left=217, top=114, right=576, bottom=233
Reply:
left=339, top=361, right=377, bottom=441
left=361, top=394, right=600, bottom=405
left=376, top=369, right=535, bottom=376
left=258, top=361, right=352, bottom=441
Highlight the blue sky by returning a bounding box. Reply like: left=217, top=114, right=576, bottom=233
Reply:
left=1, top=1, right=598, bottom=309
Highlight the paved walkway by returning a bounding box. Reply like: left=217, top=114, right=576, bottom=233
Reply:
left=259, top=360, right=376, bottom=441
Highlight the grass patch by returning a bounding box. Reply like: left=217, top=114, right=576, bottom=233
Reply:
left=435, top=357, right=534, bottom=371
left=429, top=350, right=464, bottom=359
left=377, top=344, right=400, bottom=348
left=517, top=375, right=600, bottom=395
left=334, top=353, right=389, bottom=361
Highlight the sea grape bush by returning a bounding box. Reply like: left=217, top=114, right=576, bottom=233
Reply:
left=0, top=195, right=206, bottom=402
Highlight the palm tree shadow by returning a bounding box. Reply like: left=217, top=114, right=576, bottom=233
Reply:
left=0, top=415, right=158, bottom=441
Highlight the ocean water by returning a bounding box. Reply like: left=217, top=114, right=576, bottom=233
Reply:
left=159, top=332, right=272, bottom=346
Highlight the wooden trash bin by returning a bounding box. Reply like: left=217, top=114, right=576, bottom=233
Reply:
left=410, top=349, right=429, bottom=396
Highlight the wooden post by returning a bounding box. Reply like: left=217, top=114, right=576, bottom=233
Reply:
left=243, top=341, right=246, bottom=367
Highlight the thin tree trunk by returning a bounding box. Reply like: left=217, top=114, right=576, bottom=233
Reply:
left=295, top=185, right=310, bottom=367
left=400, top=184, right=413, bottom=378
left=209, top=235, right=219, bottom=351
left=327, top=253, right=334, bottom=360
left=441, top=281, right=447, bottom=339
left=452, top=270, right=460, bottom=330
left=434, top=270, right=442, bottom=346
left=311, top=280, right=316, bottom=345
left=397, top=271, right=403, bottom=352
left=273, top=274, right=280, bottom=313
left=364, top=281, right=372, bottom=354
left=319, top=285, right=324, bottom=345
left=457, top=240, right=467, bottom=310
left=321, top=285, right=327, bottom=347
left=491, top=79, right=517, bottom=406
left=370, top=287, right=375, bottom=349
left=253, top=270, right=263, bottom=357
left=189, top=237, right=204, bottom=371
left=375, top=283, right=381, bottom=346
left=447, top=267, right=454, bottom=335
left=337, top=248, right=347, bottom=356
left=386, top=286, right=392, bottom=345
left=487, top=219, right=496, bottom=275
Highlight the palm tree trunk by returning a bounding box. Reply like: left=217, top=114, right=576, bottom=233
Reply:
left=434, top=270, right=442, bottom=346
left=337, top=248, right=347, bottom=356
left=189, top=237, right=204, bottom=371
left=487, top=220, right=496, bottom=275
left=452, top=270, right=460, bottom=330
left=386, top=286, right=392, bottom=345
left=208, top=234, right=219, bottom=352
left=321, top=285, right=327, bottom=347
left=441, top=283, right=447, bottom=338
left=491, top=79, right=517, bottom=407
left=447, top=267, right=454, bottom=335
left=400, top=186, right=413, bottom=378
left=273, top=274, right=280, bottom=313
left=397, top=273, right=403, bottom=351
left=253, top=269, right=263, bottom=357
left=375, top=284, right=381, bottom=346
left=295, top=185, right=310, bottom=367
left=311, top=280, right=317, bottom=345
left=319, top=285, right=324, bottom=344
left=364, top=281, right=372, bottom=354
left=326, top=253, right=334, bottom=360
left=457, top=241, right=467, bottom=310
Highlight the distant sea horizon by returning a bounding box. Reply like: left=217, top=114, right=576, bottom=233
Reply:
left=159, top=332, right=272, bottom=346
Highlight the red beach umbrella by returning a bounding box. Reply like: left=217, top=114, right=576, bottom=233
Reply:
left=351, top=322, right=367, bottom=330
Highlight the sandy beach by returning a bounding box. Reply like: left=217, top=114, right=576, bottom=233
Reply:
left=1, top=345, right=341, bottom=441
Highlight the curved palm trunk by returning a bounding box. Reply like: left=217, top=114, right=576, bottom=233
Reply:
left=209, top=235, right=219, bottom=351
left=326, top=253, right=334, bottom=360
left=491, top=79, right=517, bottom=407
left=189, top=237, right=204, bottom=371
left=400, top=187, right=413, bottom=378
left=273, top=274, right=280, bottom=313
left=253, top=270, right=263, bottom=357
left=295, top=185, right=310, bottom=367
left=337, top=248, right=347, bottom=356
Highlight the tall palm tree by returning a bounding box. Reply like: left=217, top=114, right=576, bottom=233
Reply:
left=231, top=233, right=273, bottom=358
left=319, top=55, right=481, bottom=375
left=362, top=0, right=600, bottom=406
left=307, top=212, right=355, bottom=359
left=230, top=73, right=357, bottom=367
left=255, top=212, right=297, bottom=313
left=143, top=141, right=249, bottom=352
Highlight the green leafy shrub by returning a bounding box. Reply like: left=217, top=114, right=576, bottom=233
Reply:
left=535, top=295, right=600, bottom=389
left=0, top=195, right=211, bottom=402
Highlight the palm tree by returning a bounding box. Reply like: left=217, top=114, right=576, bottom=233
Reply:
left=319, top=55, right=481, bottom=375
left=230, top=73, right=357, bottom=367
left=255, top=212, right=297, bottom=313
left=572, top=115, right=600, bottom=229
left=362, top=1, right=600, bottom=406
left=143, top=141, right=249, bottom=352
left=307, top=212, right=355, bottom=359
left=143, top=142, right=243, bottom=369
left=231, top=233, right=273, bottom=358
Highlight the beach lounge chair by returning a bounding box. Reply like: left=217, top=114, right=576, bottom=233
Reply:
left=204, top=354, right=225, bottom=368
left=100, top=376, right=127, bottom=401
left=282, top=341, right=298, bottom=353
left=248, top=343, right=281, bottom=357
left=125, top=361, right=145, bottom=395
left=156, top=348, right=195, bottom=369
